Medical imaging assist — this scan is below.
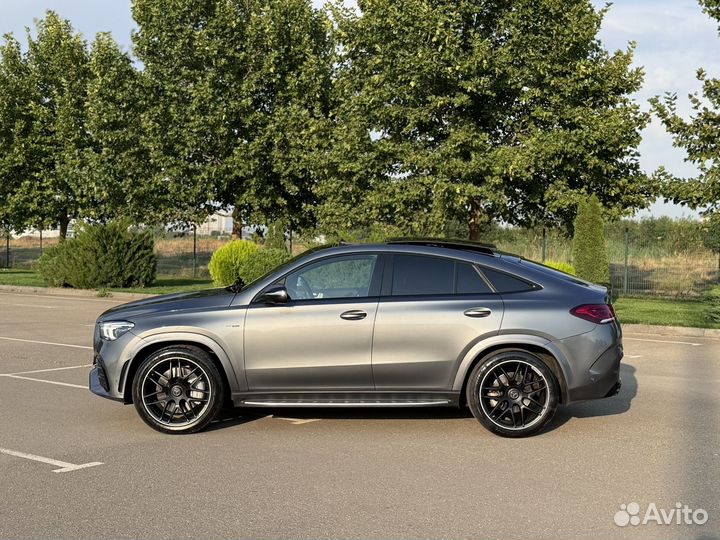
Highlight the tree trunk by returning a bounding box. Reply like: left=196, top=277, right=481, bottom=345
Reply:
left=58, top=213, right=70, bottom=241
left=468, top=200, right=490, bottom=242
left=231, top=206, right=244, bottom=239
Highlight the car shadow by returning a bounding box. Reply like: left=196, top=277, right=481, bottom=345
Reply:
left=544, top=362, right=638, bottom=432
left=205, top=363, right=637, bottom=432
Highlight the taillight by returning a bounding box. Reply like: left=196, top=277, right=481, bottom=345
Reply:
left=570, top=304, right=616, bottom=324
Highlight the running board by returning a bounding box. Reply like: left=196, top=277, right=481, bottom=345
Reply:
left=240, top=399, right=452, bottom=407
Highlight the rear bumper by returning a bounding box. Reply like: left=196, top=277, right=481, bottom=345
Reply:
left=566, top=342, right=623, bottom=402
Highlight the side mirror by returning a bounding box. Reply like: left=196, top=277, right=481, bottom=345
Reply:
left=257, top=284, right=289, bottom=304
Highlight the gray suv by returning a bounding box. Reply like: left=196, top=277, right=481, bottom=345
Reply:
left=89, top=239, right=622, bottom=437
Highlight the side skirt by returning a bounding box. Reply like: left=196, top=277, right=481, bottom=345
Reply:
left=231, top=391, right=461, bottom=408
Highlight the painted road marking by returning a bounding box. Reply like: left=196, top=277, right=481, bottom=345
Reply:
left=4, top=303, right=56, bottom=309
left=0, top=374, right=86, bottom=389
left=624, top=337, right=701, bottom=347
left=2, top=364, right=92, bottom=376
left=0, top=292, right=119, bottom=303
left=0, top=336, right=92, bottom=350
left=625, top=355, right=643, bottom=359
left=268, top=415, right=320, bottom=425
left=0, top=447, right=102, bottom=473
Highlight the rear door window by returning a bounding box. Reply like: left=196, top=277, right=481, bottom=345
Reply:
left=390, top=255, right=493, bottom=296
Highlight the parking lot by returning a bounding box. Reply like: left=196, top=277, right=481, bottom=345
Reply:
left=0, top=290, right=718, bottom=539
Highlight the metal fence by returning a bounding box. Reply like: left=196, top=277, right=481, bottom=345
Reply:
left=491, top=227, right=719, bottom=298
left=3, top=227, right=719, bottom=297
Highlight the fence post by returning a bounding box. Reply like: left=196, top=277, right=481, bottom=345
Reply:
left=192, top=225, right=197, bottom=279
left=5, top=232, right=9, bottom=268
left=623, top=227, right=629, bottom=294
left=39, top=229, right=43, bottom=256
left=541, top=227, right=547, bottom=262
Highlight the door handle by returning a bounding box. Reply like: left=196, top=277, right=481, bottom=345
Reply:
left=340, top=310, right=367, bottom=320
left=464, top=307, right=492, bottom=318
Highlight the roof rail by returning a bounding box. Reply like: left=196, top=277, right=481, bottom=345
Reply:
left=385, top=237, right=497, bottom=255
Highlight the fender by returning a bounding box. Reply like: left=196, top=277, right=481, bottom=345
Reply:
left=451, top=333, right=572, bottom=400
left=124, top=329, right=245, bottom=395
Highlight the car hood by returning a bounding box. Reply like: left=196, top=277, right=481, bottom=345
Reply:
left=97, top=288, right=236, bottom=322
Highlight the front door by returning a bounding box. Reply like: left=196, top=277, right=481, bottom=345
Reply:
left=244, top=254, right=383, bottom=391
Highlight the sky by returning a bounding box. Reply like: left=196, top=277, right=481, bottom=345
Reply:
left=2, top=0, right=718, bottom=219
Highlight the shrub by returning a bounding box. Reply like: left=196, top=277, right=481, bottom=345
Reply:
left=707, top=286, right=720, bottom=323
left=544, top=260, right=576, bottom=275
left=208, top=239, right=258, bottom=286
left=572, top=195, right=610, bottom=284
left=37, top=222, right=156, bottom=289
left=239, top=248, right=291, bottom=283
left=265, top=220, right=288, bottom=252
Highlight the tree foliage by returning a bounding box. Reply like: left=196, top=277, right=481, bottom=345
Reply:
left=131, top=0, right=333, bottom=229
left=319, top=0, right=652, bottom=239
left=572, top=195, right=610, bottom=284
left=651, top=1, right=720, bottom=213
left=0, top=12, right=91, bottom=237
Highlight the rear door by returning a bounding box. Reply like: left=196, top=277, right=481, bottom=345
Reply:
left=371, top=253, right=504, bottom=390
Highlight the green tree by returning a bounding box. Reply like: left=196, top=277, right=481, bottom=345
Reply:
left=704, top=212, right=720, bottom=261
left=572, top=195, right=610, bottom=284
left=320, top=0, right=652, bottom=239
left=131, top=0, right=332, bottom=231
left=2, top=12, right=92, bottom=238
left=651, top=1, right=720, bottom=213
left=265, top=220, right=288, bottom=252
left=0, top=33, right=29, bottom=232
left=82, top=33, right=152, bottom=223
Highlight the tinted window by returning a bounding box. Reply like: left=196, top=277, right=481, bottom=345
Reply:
left=481, top=267, right=534, bottom=293
left=456, top=263, right=492, bottom=294
left=284, top=255, right=377, bottom=300
left=392, top=255, right=454, bottom=296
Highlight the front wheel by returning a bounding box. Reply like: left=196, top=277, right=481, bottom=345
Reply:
left=132, top=345, right=224, bottom=434
left=466, top=349, right=559, bottom=438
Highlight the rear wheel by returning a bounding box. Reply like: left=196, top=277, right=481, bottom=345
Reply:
left=467, top=349, right=558, bottom=437
left=132, top=346, right=224, bottom=434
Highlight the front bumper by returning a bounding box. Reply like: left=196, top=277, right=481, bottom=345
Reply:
left=89, top=354, right=124, bottom=402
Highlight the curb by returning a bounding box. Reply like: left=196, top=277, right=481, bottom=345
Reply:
left=0, top=284, right=155, bottom=301
left=623, top=323, right=720, bottom=340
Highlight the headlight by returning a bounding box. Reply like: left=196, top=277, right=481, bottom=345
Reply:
left=99, top=321, right=135, bottom=341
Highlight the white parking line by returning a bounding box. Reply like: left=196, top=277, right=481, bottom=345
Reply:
left=624, top=337, right=701, bottom=346
left=0, top=292, right=119, bottom=303
left=268, top=415, right=320, bottom=425
left=4, top=303, right=56, bottom=309
left=0, top=336, right=92, bottom=350
left=0, top=447, right=102, bottom=473
left=625, top=355, right=643, bottom=359
left=3, top=364, right=92, bottom=376
left=0, top=374, right=86, bottom=389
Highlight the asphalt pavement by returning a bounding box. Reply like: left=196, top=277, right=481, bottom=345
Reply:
left=0, top=290, right=718, bottom=539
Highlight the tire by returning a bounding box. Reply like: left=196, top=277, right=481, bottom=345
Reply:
left=132, top=345, right=225, bottom=434
left=466, top=349, right=559, bottom=438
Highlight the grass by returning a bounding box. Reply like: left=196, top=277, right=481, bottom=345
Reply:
left=0, top=269, right=213, bottom=295
left=614, top=296, right=719, bottom=329
left=0, top=268, right=46, bottom=287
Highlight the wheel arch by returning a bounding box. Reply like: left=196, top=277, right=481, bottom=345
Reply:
left=455, top=339, right=569, bottom=406
left=121, top=334, right=240, bottom=405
